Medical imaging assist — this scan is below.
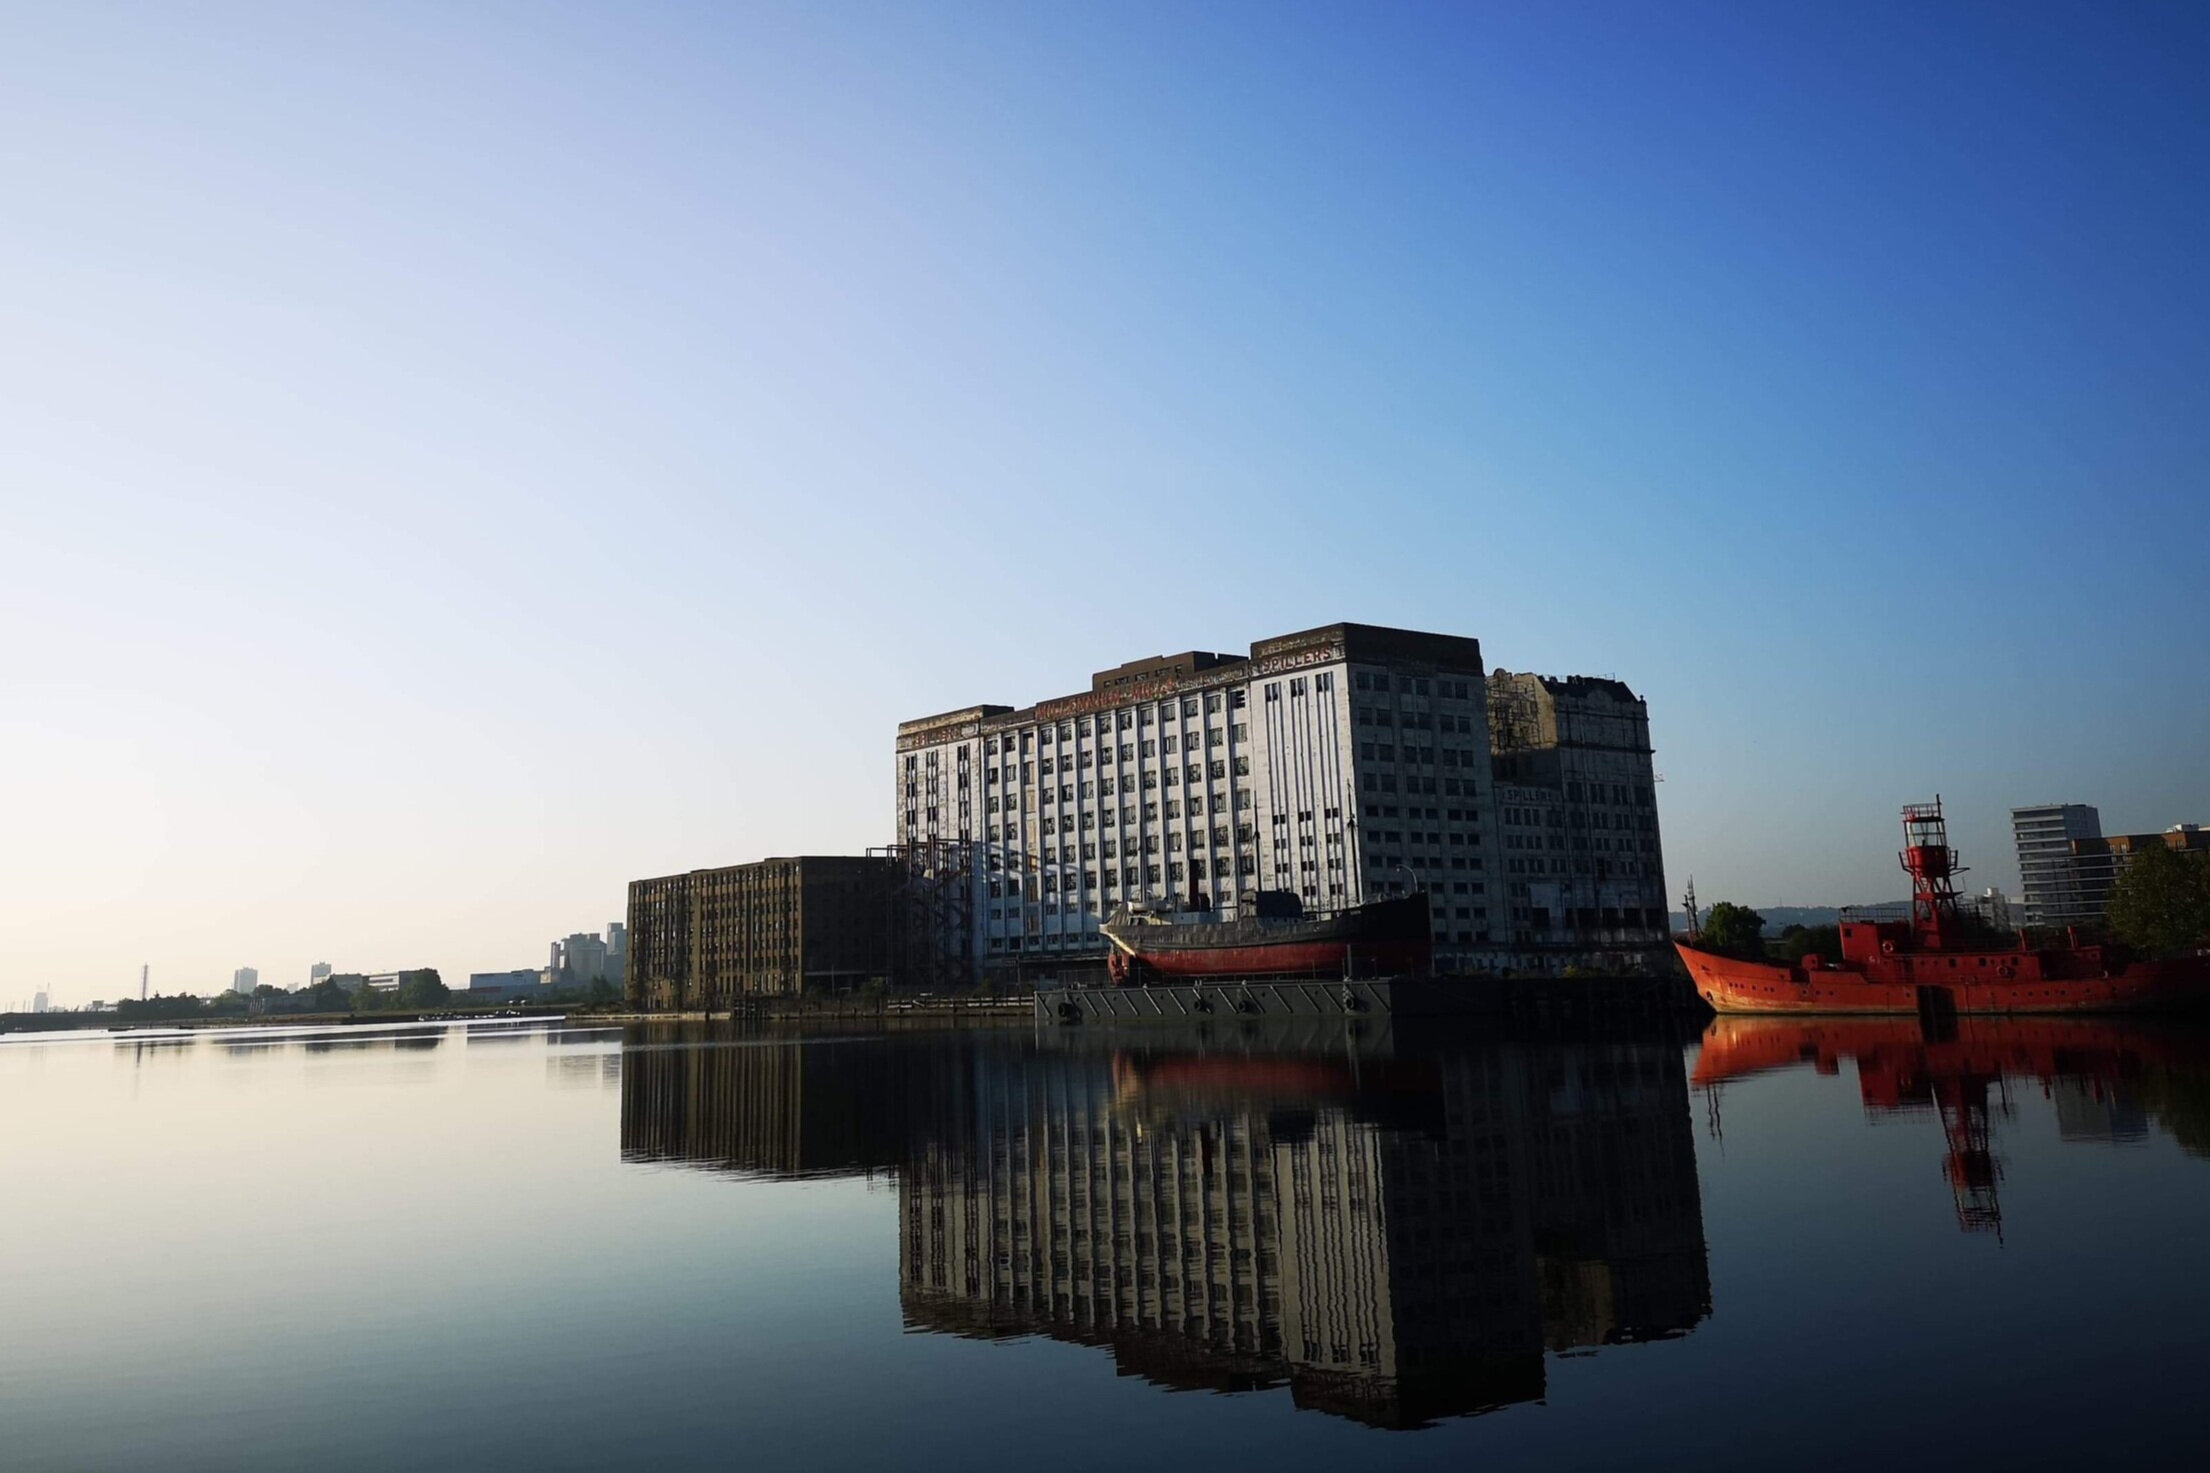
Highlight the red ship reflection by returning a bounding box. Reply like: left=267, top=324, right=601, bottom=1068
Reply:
left=1693, top=1016, right=2210, bottom=1237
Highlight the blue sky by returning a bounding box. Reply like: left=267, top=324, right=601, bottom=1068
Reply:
left=3, top=2, right=2205, bottom=999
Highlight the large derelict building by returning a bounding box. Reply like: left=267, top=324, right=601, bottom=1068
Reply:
left=626, top=855, right=896, bottom=1010
left=894, top=622, right=1667, bottom=977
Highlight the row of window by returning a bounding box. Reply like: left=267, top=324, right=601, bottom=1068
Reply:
left=1355, top=707, right=1477, bottom=734
left=1362, top=772, right=1476, bottom=797
left=1259, top=672, right=1336, bottom=701
left=1352, top=672, right=1475, bottom=700
left=975, top=692, right=1255, bottom=756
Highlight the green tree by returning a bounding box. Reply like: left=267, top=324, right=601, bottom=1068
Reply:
left=308, top=978, right=351, bottom=1012
left=398, top=970, right=450, bottom=1009
left=2106, top=844, right=2210, bottom=958
left=586, top=977, right=618, bottom=1007
left=1775, top=923, right=1842, bottom=963
left=1699, top=902, right=1767, bottom=959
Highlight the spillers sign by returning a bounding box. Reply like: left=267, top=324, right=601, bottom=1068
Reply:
left=1248, top=638, right=1344, bottom=680
left=899, top=637, right=1349, bottom=747
left=1030, top=640, right=1348, bottom=724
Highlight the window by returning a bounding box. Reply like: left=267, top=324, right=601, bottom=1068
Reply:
left=1181, top=698, right=1199, bottom=717
left=1265, top=682, right=1280, bottom=702
left=1289, top=676, right=1306, bottom=697
left=1204, top=692, right=1221, bottom=713
left=1161, top=735, right=1177, bottom=755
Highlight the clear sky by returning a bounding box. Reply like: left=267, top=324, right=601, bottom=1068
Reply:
left=4, top=2, right=2205, bottom=1003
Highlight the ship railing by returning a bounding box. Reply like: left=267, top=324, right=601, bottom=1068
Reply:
left=1838, top=902, right=1911, bottom=924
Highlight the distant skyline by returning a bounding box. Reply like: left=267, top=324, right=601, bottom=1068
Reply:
left=5, top=3, right=2207, bottom=1003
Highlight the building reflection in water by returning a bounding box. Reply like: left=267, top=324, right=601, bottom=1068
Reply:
left=1692, top=1015, right=2210, bottom=1236
left=617, top=1023, right=1712, bottom=1429
left=900, top=1038, right=1710, bottom=1428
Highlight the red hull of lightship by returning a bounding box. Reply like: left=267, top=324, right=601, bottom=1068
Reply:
left=1677, top=942, right=2208, bottom=1016
left=1678, top=799, right=2210, bottom=1016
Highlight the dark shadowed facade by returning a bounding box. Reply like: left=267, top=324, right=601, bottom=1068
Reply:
left=625, top=856, right=896, bottom=1009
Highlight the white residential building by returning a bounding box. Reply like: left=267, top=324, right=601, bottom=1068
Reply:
left=895, top=623, right=1667, bottom=979
left=2012, top=803, right=2102, bottom=927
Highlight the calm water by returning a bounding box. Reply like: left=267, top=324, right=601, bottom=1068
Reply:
left=5, top=1013, right=2209, bottom=1470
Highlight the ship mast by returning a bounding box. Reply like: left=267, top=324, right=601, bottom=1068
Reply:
left=1899, top=797, right=1967, bottom=950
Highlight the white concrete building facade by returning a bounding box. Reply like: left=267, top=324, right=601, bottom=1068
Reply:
left=895, top=623, right=1668, bottom=978
left=2011, top=802, right=2102, bottom=927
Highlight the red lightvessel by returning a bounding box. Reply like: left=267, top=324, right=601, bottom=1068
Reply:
left=1676, top=798, right=2210, bottom=1015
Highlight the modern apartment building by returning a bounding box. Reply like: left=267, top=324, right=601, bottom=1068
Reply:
left=626, top=855, right=897, bottom=1009
left=2012, top=803, right=2103, bottom=926
left=894, top=622, right=1667, bottom=978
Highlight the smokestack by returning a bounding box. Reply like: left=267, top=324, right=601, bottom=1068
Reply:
left=140, top=964, right=148, bottom=1001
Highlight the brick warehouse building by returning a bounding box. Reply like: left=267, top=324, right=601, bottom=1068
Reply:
left=895, top=622, right=1668, bottom=980
left=626, top=855, right=896, bottom=1010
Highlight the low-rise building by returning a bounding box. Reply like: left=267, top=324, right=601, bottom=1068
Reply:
left=627, top=855, right=897, bottom=1010
left=467, top=968, right=552, bottom=1002
left=2068, top=825, right=2210, bottom=921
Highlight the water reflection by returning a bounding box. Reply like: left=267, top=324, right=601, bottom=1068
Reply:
left=620, top=1025, right=1711, bottom=1429
left=1693, top=1016, right=2210, bottom=1234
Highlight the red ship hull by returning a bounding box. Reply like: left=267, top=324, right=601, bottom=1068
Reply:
left=1677, top=940, right=2210, bottom=1015
left=1102, top=893, right=1432, bottom=983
